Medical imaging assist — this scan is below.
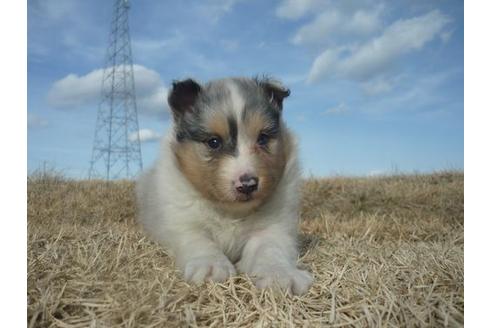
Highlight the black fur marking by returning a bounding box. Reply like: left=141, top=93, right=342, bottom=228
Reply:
left=168, top=79, right=202, bottom=117
left=254, top=76, right=290, bottom=111
left=228, top=116, right=238, bottom=148
left=175, top=113, right=238, bottom=159
left=174, top=77, right=287, bottom=155
left=204, top=116, right=238, bottom=157
left=175, top=110, right=208, bottom=143
left=261, top=120, right=280, bottom=138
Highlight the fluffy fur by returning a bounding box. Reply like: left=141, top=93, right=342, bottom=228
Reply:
left=136, top=77, right=313, bottom=295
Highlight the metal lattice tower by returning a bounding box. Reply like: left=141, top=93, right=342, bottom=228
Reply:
left=89, top=0, right=143, bottom=180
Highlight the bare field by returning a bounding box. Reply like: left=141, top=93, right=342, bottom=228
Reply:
left=27, top=172, right=463, bottom=327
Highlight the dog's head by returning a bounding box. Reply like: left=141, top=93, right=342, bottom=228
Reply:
left=168, top=77, right=293, bottom=214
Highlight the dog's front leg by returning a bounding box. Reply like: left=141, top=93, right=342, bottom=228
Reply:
left=173, top=233, right=236, bottom=284
left=237, top=226, right=313, bottom=295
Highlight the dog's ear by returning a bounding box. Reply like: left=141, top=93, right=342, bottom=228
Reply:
left=258, top=78, right=290, bottom=110
left=168, top=79, right=202, bottom=118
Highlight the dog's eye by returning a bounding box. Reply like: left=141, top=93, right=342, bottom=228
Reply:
left=206, top=136, right=223, bottom=149
left=257, top=133, right=270, bottom=146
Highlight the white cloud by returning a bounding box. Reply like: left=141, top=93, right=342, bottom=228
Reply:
left=47, top=65, right=169, bottom=118
left=361, top=76, right=402, bottom=95
left=307, top=10, right=451, bottom=83
left=137, top=86, right=169, bottom=117
left=291, top=11, right=340, bottom=45
left=28, top=0, right=77, bottom=22
left=28, top=0, right=103, bottom=62
left=279, top=73, right=307, bottom=85
left=134, top=37, right=182, bottom=54
left=292, top=8, right=381, bottom=45
left=27, top=113, right=48, bottom=128
left=195, top=0, right=244, bottom=23
left=324, top=102, right=348, bottom=115
left=129, top=129, right=161, bottom=143
left=48, top=70, right=101, bottom=108
left=275, top=0, right=323, bottom=20
left=440, top=30, right=454, bottom=43
left=348, top=9, right=382, bottom=35
left=362, top=69, right=461, bottom=114
left=306, top=48, right=341, bottom=83
left=133, top=32, right=186, bottom=61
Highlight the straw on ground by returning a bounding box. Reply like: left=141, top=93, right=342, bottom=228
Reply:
left=28, top=171, right=463, bottom=327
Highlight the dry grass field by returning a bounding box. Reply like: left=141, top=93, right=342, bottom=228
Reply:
left=27, top=171, right=463, bottom=327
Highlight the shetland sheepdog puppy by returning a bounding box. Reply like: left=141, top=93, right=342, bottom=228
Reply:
left=136, top=76, right=312, bottom=295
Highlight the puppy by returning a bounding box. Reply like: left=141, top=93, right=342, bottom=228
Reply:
left=136, top=76, right=312, bottom=295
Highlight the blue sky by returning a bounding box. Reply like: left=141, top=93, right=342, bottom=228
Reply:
left=27, top=0, right=463, bottom=178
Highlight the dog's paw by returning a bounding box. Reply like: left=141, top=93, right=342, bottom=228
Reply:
left=253, top=266, right=313, bottom=295
left=183, top=256, right=236, bottom=284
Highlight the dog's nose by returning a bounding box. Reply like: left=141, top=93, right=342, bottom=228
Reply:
left=236, top=174, right=259, bottom=195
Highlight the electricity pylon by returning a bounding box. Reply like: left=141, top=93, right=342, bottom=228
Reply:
left=89, top=0, right=143, bottom=180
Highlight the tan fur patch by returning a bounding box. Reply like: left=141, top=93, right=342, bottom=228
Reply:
left=205, top=111, right=230, bottom=139
left=243, top=111, right=267, bottom=139
left=237, top=110, right=293, bottom=208
left=172, top=141, right=222, bottom=203
left=173, top=110, right=294, bottom=216
left=253, top=123, right=292, bottom=202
